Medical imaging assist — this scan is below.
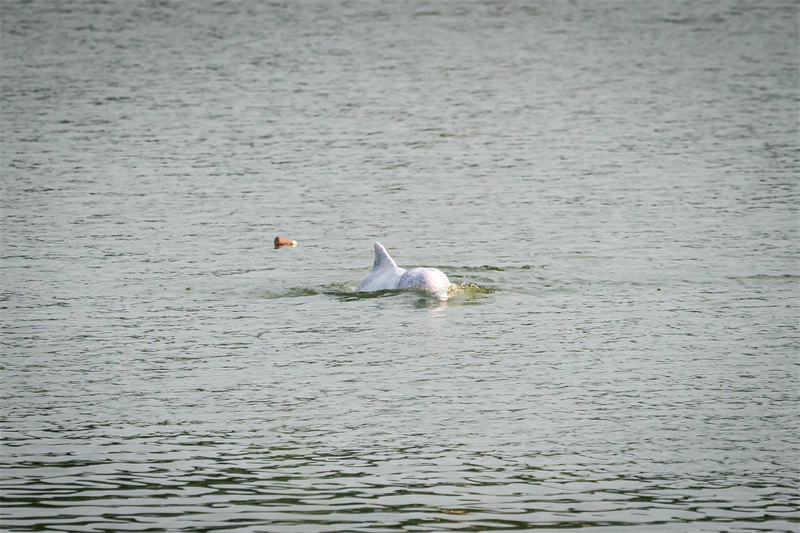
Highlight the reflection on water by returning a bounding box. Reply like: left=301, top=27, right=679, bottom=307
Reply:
left=1, top=0, right=798, bottom=531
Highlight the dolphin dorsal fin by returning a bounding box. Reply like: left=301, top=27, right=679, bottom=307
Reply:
left=373, top=242, right=398, bottom=270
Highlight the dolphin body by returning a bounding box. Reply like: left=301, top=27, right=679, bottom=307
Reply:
left=356, top=242, right=451, bottom=300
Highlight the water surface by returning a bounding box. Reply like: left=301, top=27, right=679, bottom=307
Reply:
left=1, top=1, right=798, bottom=531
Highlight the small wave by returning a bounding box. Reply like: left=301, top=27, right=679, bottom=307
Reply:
left=261, top=282, right=497, bottom=303
left=284, top=287, right=322, bottom=298
left=448, top=282, right=498, bottom=299
left=465, top=265, right=506, bottom=272
left=260, top=283, right=356, bottom=300
left=459, top=265, right=538, bottom=272
left=334, top=282, right=498, bottom=302
left=258, top=286, right=323, bottom=299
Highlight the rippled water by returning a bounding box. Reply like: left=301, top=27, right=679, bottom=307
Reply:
left=2, top=0, right=798, bottom=531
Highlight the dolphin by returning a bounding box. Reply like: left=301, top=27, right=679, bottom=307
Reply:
left=356, top=242, right=451, bottom=300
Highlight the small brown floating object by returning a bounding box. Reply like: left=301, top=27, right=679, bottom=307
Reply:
left=274, top=236, right=297, bottom=248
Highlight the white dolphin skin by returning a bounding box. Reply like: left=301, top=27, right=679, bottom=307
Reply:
left=356, top=242, right=451, bottom=300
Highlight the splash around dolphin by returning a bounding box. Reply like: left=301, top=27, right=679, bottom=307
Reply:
left=356, top=242, right=451, bottom=300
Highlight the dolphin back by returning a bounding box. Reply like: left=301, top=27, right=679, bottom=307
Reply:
left=398, top=267, right=451, bottom=300
left=356, top=242, right=450, bottom=299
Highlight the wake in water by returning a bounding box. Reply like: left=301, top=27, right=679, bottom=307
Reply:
left=259, top=281, right=497, bottom=303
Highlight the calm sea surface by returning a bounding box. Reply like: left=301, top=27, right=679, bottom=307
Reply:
left=1, top=1, right=798, bottom=531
